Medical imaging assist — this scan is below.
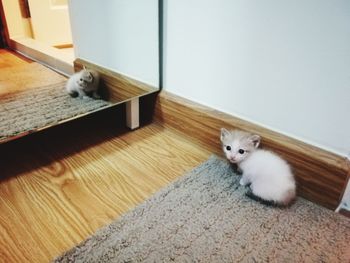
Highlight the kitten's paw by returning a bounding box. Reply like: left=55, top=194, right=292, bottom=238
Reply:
left=239, top=178, right=246, bottom=186
left=67, top=91, right=78, bottom=98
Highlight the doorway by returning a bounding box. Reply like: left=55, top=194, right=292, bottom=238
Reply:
left=0, top=0, right=75, bottom=75
left=0, top=14, right=5, bottom=48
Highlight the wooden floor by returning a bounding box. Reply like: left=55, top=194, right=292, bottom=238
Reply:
left=0, top=49, right=32, bottom=68
left=0, top=49, right=66, bottom=97
left=0, top=108, right=212, bottom=262
left=0, top=49, right=211, bottom=262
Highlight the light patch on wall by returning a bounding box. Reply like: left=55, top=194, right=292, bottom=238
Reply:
left=336, top=155, right=350, bottom=212
left=50, top=0, right=67, bottom=9
left=338, top=183, right=350, bottom=211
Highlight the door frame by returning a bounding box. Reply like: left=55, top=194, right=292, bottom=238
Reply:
left=0, top=1, right=10, bottom=48
left=0, top=0, right=74, bottom=75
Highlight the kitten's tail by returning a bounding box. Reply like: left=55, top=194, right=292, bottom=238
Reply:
left=68, top=90, right=78, bottom=98
left=245, top=190, right=283, bottom=207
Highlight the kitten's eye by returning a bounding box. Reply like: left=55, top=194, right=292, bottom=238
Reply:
left=226, top=146, right=231, bottom=151
left=238, top=149, right=245, bottom=154
left=80, top=78, right=83, bottom=81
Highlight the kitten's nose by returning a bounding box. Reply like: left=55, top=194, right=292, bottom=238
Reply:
left=230, top=156, right=237, bottom=163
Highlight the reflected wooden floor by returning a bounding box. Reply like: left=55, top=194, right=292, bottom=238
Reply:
left=0, top=49, right=32, bottom=68
left=0, top=106, right=212, bottom=262
left=0, top=49, right=66, bottom=96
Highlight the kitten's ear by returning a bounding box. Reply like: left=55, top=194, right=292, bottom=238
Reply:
left=249, top=134, right=261, bottom=148
left=220, top=128, right=230, bottom=142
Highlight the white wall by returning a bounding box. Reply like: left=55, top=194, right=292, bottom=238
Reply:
left=164, top=0, right=350, bottom=157
left=68, top=0, right=159, bottom=86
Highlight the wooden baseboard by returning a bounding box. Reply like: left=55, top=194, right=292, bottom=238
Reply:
left=154, top=91, right=349, bottom=210
left=339, top=208, right=350, bottom=218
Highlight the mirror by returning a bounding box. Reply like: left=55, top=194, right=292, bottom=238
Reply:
left=0, top=0, right=161, bottom=143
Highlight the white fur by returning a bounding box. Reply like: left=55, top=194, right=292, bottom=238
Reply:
left=220, top=128, right=296, bottom=205
left=66, top=69, right=100, bottom=99
left=240, top=149, right=296, bottom=205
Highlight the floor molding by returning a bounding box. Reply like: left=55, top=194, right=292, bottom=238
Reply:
left=154, top=91, right=349, bottom=210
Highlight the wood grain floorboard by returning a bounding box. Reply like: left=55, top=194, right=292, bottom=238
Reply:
left=0, top=49, right=66, bottom=96
left=0, top=107, right=211, bottom=262
left=0, top=49, right=32, bottom=68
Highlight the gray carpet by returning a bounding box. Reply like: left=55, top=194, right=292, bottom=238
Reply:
left=0, top=82, right=111, bottom=142
left=54, top=155, right=350, bottom=263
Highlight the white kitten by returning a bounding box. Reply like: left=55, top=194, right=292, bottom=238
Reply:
left=66, top=68, right=100, bottom=99
left=220, top=128, right=296, bottom=206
